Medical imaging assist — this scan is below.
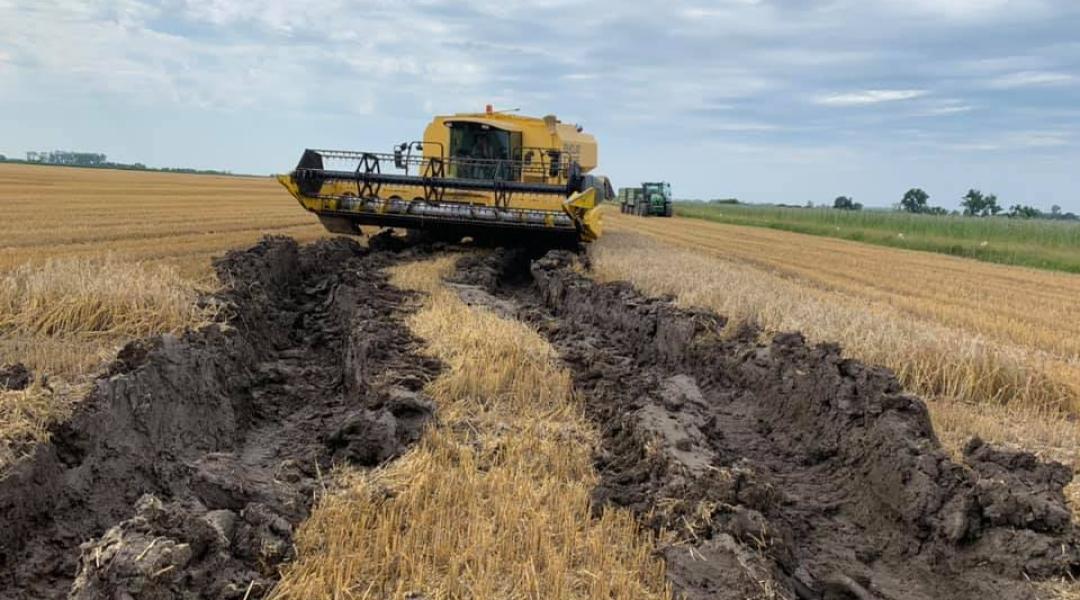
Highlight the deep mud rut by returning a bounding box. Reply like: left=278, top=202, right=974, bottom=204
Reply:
left=0, top=234, right=440, bottom=599
left=4, top=237, right=1079, bottom=600
left=452, top=249, right=1080, bottom=600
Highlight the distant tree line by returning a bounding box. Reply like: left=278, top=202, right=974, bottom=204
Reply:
left=824, top=187, right=1077, bottom=221
left=899, top=187, right=1076, bottom=220
left=998, top=199, right=1076, bottom=221
left=25, top=151, right=110, bottom=166
left=2, top=150, right=234, bottom=176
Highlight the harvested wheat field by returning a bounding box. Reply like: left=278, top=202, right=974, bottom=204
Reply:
left=0, top=163, right=329, bottom=380
left=598, top=212, right=1080, bottom=457
left=2, top=168, right=1080, bottom=599
left=0, top=163, right=327, bottom=276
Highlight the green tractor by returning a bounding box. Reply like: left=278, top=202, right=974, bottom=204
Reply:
left=618, top=181, right=673, bottom=217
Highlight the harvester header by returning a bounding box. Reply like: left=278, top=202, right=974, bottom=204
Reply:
left=278, top=110, right=609, bottom=246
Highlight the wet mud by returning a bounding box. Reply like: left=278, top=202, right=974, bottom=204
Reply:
left=5, top=237, right=1078, bottom=600
left=454, top=249, right=1079, bottom=600
left=0, top=234, right=439, bottom=599
left=0, top=363, right=32, bottom=391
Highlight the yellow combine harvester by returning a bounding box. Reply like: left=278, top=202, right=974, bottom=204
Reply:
left=278, top=107, right=612, bottom=246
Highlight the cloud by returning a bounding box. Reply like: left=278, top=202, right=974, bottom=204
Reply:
left=1006, top=131, right=1071, bottom=147
left=916, top=105, right=974, bottom=117
left=987, top=71, right=1076, bottom=89
left=1, top=0, right=1079, bottom=209
left=814, top=90, right=929, bottom=107
left=920, top=129, right=1072, bottom=153
left=942, top=142, right=1004, bottom=152
left=881, top=0, right=1049, bottom=20
left=0, top=0, right=494, bottom=116
left=707, top=121, right=781, bottom=132
left=951, top=56, right=1050, bottom=75
left=908, top=98, right=976, bottom=117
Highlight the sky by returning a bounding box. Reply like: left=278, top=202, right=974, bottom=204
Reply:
left=1, top=0, right=1078, bottom=211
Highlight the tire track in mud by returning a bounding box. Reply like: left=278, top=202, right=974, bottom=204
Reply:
left=452, top=249, right=1080, bottom=600
left=0, top=234, right=440, bottom=599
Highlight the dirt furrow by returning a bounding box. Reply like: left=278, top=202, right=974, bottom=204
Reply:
left=453, top=249, right=1079, bottom=600
left=0, top=234, right=439, bottom=599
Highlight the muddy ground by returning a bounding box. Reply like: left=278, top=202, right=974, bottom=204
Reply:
left=0, top=234, right=440, bottom=599
left=3, top=237, right=1078, bottom=600
left=0, top=363, right=32, bottom=391
left=453, top=249, right=1080, bottom=600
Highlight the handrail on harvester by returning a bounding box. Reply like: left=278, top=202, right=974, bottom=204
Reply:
left=290, top=148, right=584, bottom=206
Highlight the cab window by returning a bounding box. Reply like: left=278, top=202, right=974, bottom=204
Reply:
left=447, top=122, right=517, bottom=179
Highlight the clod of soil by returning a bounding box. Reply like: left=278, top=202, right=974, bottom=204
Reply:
left=0, top=363, right=32, bottom=391
left=455, top=249, right=1080, bottom=600
left=0, top=234, right=439, bottom=599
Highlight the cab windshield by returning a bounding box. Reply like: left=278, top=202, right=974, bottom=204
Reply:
left=447, top=122, right=519, bottom=179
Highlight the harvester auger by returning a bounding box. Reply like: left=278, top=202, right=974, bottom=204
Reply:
left=278, top=108, right=612, bottom=247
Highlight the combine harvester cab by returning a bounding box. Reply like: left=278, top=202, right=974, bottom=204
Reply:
left=278, top=108, right=610, bottom=247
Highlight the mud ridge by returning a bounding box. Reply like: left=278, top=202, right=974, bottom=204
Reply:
left=0, top=233, right=441, bottom=599
left=453, top=249, right=1079, bottom=600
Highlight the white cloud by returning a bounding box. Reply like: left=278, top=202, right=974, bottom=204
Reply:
left=943, top=142, right=1003, bottom=151
left=673, top=0, right=832, bottom=38
left=1006, top=131, right=1071, bottom=147
left=0, top=0, right=493, bottom=115
left=951, top=56, right=1049, bottom=75
left=814, top=89, right=928, bottom=107
left=708, top=121, right=780, bottom=132
left=916, top=105, right=974, bottom=117
left=910, top=98, right=976, bottom=117
left=927, top=130, right=1072, bottom=153
left=882, top=0, right=1047, bottom=20
left=757, top=48, right=874, bottom=67
left=1, top=0, right=1079, bottom=209
left=987, top=71, right=1076, bottom=89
